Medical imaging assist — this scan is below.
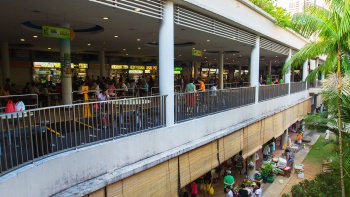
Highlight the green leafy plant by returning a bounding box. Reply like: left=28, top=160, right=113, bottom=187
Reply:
left=260, top=162, right=274, bottom=176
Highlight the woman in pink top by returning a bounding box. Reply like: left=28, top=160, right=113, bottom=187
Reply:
left=108, top=82, right=116, bottom=96
left=190, top=181, right=198, bottom=197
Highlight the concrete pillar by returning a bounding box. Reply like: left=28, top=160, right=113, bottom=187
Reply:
left=60, top=24, right=72, bottom=105
left=302, top=59, right=308, bottom=81
left=285, top=49, right=292, bottom=94
left=1, top=42, right=10, bottom=86
left=247, top=153, right=257, bottom=180
left=218, top=51, right=224, bottom=89
left=250, top=36, right=260, bottom=104
left=281, top=129, right=289, bottom=149
left=193, top=61, right=198, bottom=79
left=268, top=61, right=272, bottom=76
left=159, top=0, right=174, bottom=126
left=99, top=51, right=105, bottom=77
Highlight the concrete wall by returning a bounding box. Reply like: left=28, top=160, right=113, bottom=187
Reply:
left=0, top=90, right=309, bottom=197
left=181, top=0, right=308, bottom=50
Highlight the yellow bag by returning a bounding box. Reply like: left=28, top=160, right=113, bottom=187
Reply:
left=209, top=186, right=214, bottom=195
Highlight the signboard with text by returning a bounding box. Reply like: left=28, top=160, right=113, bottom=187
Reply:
left=42, top=26, right=70, bottom=39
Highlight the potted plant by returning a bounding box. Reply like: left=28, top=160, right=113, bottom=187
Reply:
left=260, top=162, right=274, bottom=183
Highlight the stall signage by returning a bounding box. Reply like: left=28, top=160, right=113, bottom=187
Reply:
left=174, top=67, right=183, bottom=71
left=129, top=70, right=143, bottom=74
left=42, top=26, right=70, bottom=39
left=79, top=63, right=88, bottom=69
left=174, top=71, right=181, bottom=74
left=192, top=49, right=202, bottom=57
left=111, top=65, right=128, bottom=69
left=202, top=68, right=209, bottom=71
left=146, top=66, right=157, bottom=70
left=145, top=70, right=151, bottom=73
left=130, top=65, right=145, bottom=70
left=33, top=62, right=61, bottom=68
left=71, top=63, right=78, bottom=68
left=210, top=69, right=217, bottom=72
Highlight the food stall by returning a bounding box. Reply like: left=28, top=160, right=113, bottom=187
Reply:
left=110, top=64, right=129, bottom=81
left=71, top=63, right=88, bottom=79
left=174, top=67, right=183, bottom=76
left=145, top=65, right=158, bottom=79
left=32, top=62, right=61, bottom=83
left=129, top=65, right=145, bottom=81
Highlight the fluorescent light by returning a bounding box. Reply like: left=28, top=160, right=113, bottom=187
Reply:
left=20, top=39, right=25, bottom=42
left=103, top=17, right=109, bottom=20
left=33, top=36, right=38, bottom=38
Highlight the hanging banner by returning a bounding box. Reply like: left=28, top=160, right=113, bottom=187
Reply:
left=192, top=49, right=202, bottom=57
left=42, top=26, right=70, bottom=39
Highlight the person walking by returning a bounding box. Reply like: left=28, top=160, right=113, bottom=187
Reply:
left=325, top=129, right=330, bottom=141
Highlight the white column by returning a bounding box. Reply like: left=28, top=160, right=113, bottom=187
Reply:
left=268, top=61, right=272, bottom=76
left=60, top=23, right=72, bottom=105
left=218, top=51, right=224, bottom=89
left=302, top=59, right=308, bottom=81
left=281, top=129, right=289, bottom=149
left=159, top=1, right=174, bottom=126
left=250, top=36, right=260, bottom=104
left=1, top=42, right=10, bottom=85
left=99, top=51, right=105, bottom=77
left=285, top=49, right=292, bottom=94
left=247, top=153, right=257, bottom=180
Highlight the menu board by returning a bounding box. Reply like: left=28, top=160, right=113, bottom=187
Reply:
left=111, top=65, right=129, bottom=69
left=130, top=65, right=145, bottom=70
left=129, top=70, right=143, bottom=74
left=33, top=62, right=61, bottom=68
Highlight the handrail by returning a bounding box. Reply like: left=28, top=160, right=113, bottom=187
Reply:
left=0, top=95, right=166, bottom=175
left=0, top=94, right=39, bottom=112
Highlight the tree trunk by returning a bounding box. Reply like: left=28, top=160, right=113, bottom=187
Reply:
left=337, top=46, right=345, bottom=197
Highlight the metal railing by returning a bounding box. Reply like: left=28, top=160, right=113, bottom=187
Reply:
left=258, top=84, right=289, bottom=102
left=0, top=94, right=39, bottom=113
left=0, top=95, right=166, bottom=175
left=150, top=86, right=184, bottom=96
left=290, top=82, right=306, bottom=94
left=174, top=87, right=256, bottom=123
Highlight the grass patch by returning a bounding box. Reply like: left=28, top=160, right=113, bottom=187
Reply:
left=304, top=136, right=336, bottom=164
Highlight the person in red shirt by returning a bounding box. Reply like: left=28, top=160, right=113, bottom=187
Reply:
left=190, top=181, right=198, bottom=197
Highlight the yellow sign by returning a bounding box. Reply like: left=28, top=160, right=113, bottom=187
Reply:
left=130, top=65, right=145, bottom=70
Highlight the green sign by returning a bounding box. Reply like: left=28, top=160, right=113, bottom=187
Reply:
left=42, top=26, right=70, bottom=39
left=192, top=49, right=202, bottom=57
left=174, top=67, right=183, bottom=71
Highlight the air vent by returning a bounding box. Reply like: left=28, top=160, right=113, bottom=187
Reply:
left=260, top=38, right=289, bottom=55
left=89, top=0, right=164, bottom=19
left=175, top=6, right=256, bottom=46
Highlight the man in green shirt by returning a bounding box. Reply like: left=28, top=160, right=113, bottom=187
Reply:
left=223, top=170, right=235, bottom=192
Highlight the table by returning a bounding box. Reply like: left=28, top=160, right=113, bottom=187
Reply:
left=112, top=99, right=151, bottom=128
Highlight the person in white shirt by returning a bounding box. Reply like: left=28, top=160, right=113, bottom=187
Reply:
left=325, top=129, right=330, bottom=141
left=262, top=144, right=271, bottom=159
left=254, top=182, right=262, bottom=197
left=225, top=185, right=233, bottom=197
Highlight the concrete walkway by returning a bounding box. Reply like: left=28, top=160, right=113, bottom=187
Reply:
left=263, top=130, right=320, bottom=197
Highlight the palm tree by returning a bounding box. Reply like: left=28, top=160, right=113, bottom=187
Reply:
left=283, top=1, right=350, bottom=196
